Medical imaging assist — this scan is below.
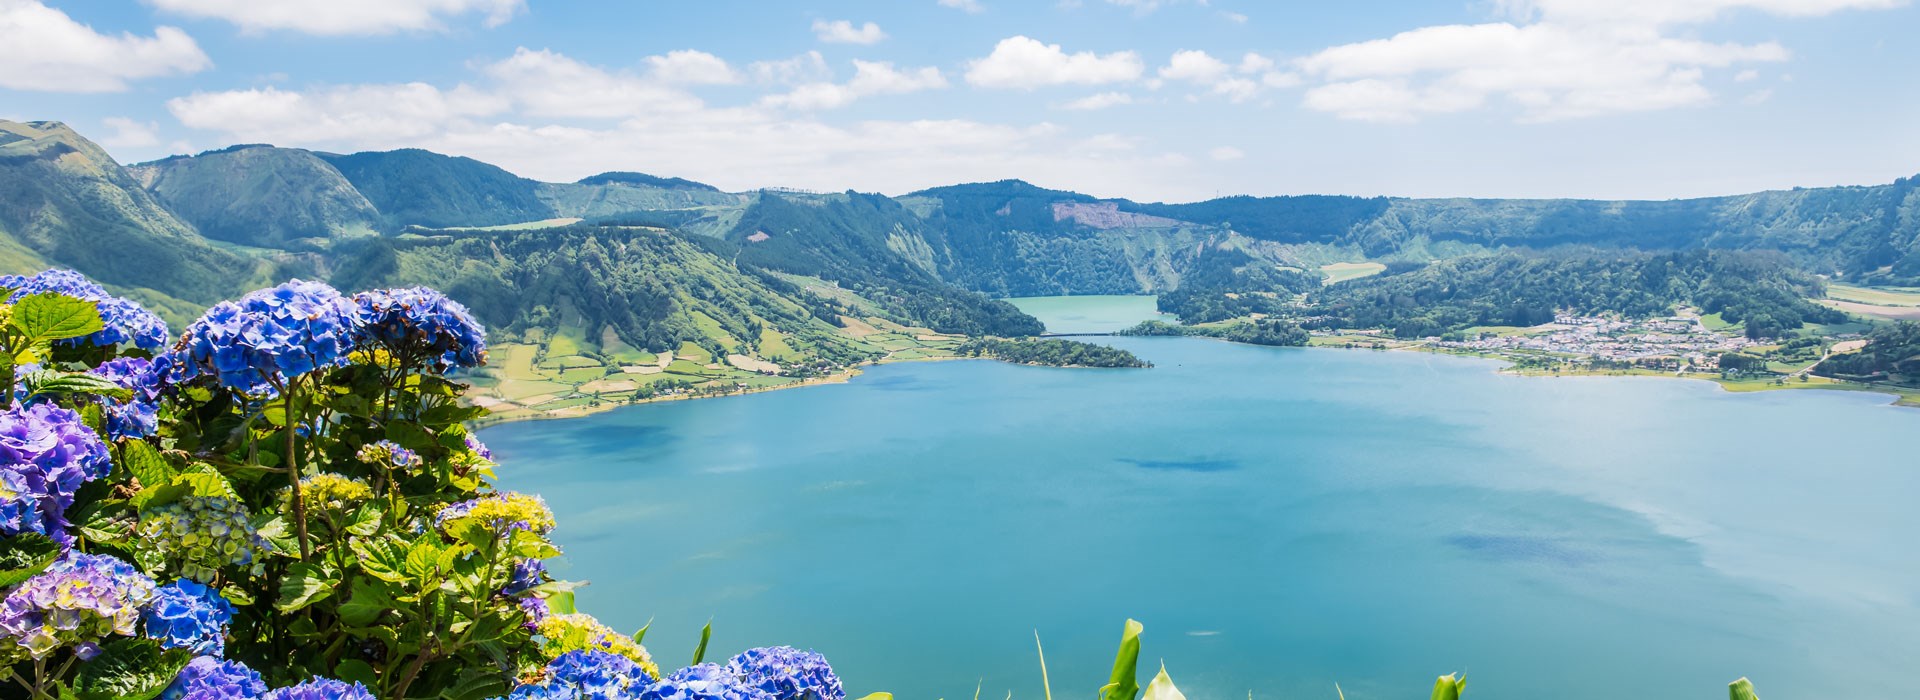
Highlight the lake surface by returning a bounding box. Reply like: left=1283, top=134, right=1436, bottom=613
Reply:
left=484, top=296, right=1920, bottom=700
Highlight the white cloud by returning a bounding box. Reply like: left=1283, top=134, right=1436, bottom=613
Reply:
left=482, top=48, right=700, bottom=118
left=763, top=60, right=948, bottom=110
left=165, top=47, right=1218, bottom=201
left=1208, top=146, right=1245, bottom=161
left=812, top=19, right=886, bottom=45
left=100, top=117, right=161, bottom=148
left=939, top=0, right=985, bottom=13
left=1734, top=69, right=1760, bottom=82
left=0, top=0, right=209, bottom=92
left=1220, top=10, right=1248, bottom=23
left=148, top=0, right=524, bottom=35
left=1059, top=92, right=1134, bottom=110
left=1742, top=87, right=1774, bottom=104
left=1101, top=0, right=1209, bottom=14
left=1155, top=50, right=1295, bottom=102
left=1296, top=0, right=1900, bottom=122
left=1159, top=49, right=1231, bottom=83
left=750, top=51, right=833, bottom=85
left=644, top=50, right=741, bottom=85
left=966, top=36, right=1143, bottom=89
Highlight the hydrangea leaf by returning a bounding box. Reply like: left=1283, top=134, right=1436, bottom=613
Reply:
left=68, top=638, right=192, bottom=700
left=276, top=562, right=339, bottom=613
left=441, top=668, right=510, bottom=700
left=11, top=291, right=104, bottom=343
left=1430, top=673, right=1466, bottom=700
left=19, top=369, right=132, bottom=402
left=340, top=578, right=402, bottom=627
left=334, top=659, right=379, bottom=688
left=351, top=537, right=412, bottom=584
left=0, top=533, right=60, bottom=588
left=118, top=440, right=177, bottom=488
left=1730, top=678, right=1760, bottom=700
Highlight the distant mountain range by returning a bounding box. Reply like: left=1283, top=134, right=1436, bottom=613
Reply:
left=1, top=117, right=1915, bottom=363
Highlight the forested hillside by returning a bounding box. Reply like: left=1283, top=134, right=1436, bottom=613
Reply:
left=131, top=144, right=381, bottom=248
left=318, top=148, right=553, bottom=229
left=1305, top=250, right=1843, bottom=338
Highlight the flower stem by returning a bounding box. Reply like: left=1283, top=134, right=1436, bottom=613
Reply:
left=284, top=377, right=312, bottom=559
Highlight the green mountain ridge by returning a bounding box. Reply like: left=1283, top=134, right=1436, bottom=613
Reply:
left=130, top=143, right=381, bottom=249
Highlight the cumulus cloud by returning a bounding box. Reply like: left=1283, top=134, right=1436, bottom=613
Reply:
left=965, top=36, right=1144, bottom=89
left=148, top=0, right=524, bottom=35
left=1208, top=146, right=1245, bottom=161
left=1155, top=49, right=1297, bottom=103
left=163, top=47, right=1214, bottom=200
left=749, top=51, right=834, bottom=86
left=644, top=50, right=741, bottom=85
left=0, top=0, right=209, bottom=92
left=1295, top=0, right=1898, bottom=122
left=762, top=61, right=948, bottom=110
left=1059, top=92, right=1134, bottom=110
left=938, top=0, right=985, bottom=13
left=99, top=117, right=161, bottom=148
left=812, top=19, right=886, bottom=45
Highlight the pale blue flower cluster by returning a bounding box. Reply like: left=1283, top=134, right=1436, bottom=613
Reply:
left=0, top=402, right=112, bottom=543
left=0, top=269, right=170, bottom=351
left=357, top=439, right=422, bottom=469
left=262, top=677, right=377, bottom=700
left=0, top=552, right=157, bottom=659
left=164, top=656, right=268, bottom=700
left=507, top=650, right=654, bottom=700
left=176, top=280, right=361, bottom=396
left=144, top=579, right=236, bottom=656
left=90, top=356, right=165, bottom=440
left=725, top=647, right=845, bottom=700
left=354, top=287, right=488, bottom=372
left=637, top=664, right=769, bottom=700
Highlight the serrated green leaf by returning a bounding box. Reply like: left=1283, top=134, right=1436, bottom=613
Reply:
left=12, top=292, right=103, bottom=343
left=22, top=372, right=131, bottom=402
left=440, top=669, right=509, bottom=700
left=131, top=482, right=192, bottom=510
left=276, top=562, right=338, bottom=613
left=352, top=537, right=411, bottom=584
left=334, top=659, right=378, bottom=688
left=339, top=578, right=401, bottom=627
left=119, top=441, right=176, bottom=487
left=0, top=533, right=60, bottom=588
left=69, top=638, right=192, bottom=700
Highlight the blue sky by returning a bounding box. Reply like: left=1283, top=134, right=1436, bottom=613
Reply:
left=2, top=0, right=1916, bottom=202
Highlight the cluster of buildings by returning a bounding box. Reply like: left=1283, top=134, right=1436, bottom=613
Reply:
left=1434, top=314, right=1759, bottom=368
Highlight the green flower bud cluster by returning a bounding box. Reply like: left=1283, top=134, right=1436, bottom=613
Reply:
left=136, top=496, right=269, bottom=582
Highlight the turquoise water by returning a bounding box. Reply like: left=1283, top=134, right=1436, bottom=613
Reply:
left=1005, top=295, right=1174, bottom=334
left=484, top=298, right=1920, bottom=700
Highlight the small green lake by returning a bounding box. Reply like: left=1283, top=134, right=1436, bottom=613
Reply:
left=485, top=296, right=1920, bottom=700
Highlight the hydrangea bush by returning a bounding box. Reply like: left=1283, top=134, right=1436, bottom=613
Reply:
left=0, top=270, right=846, bottom=700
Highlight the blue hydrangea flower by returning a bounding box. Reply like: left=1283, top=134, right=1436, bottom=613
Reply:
left=638, top=664, right=769, bottom=700
left=176, top=280, right=361, bottom=396
left=0, top=402, right=112, bottom=543
left=164, top=656, right=266, bottom=700
left=0, top=552, right=157, bottom=659
left=504, top=558, right=545, bottom=596
left=465, top=434, right=493, bottom=461
left=262, top=678, right=376, bottom=700
left=143, top=580, right=235, bottom=657
left=90, top=356, right=165, bottom=440
left=354, top=287, right=488, bottom=372
left=0, top=269, right=170, bottom=351
left=517, top=596, right=550, bottom=631
left=725, top=647, right=844, bottom=700
left=503, top=650, right=652, bottom=700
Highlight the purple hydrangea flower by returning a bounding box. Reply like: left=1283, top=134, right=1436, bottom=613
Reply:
left=0, top=402, right=112, bottom=543
left=725, top=647, right=844, bottom=700
left=356, top=439, right=421, bottom=469
left=143, top=579, right=235, bottom=657
left=262, top=678, right=376, bottom=700
left=465, top=434, right=493, bottom=461
left=176, top=280, right=361, bottom=396
left=0, top=269, right=171, bottom=351
left=164, top=656, right=266, bottom=700
left=504, top=558, right=545, bottom=596
left=517, top=596, right=550, bottom=631
left=353, top=287, right=488, bottom=372
left=638, top=664, right=769, bottom=700
left=505, top=649, right=652, bottom=700
left=0, top=552, right=157, bottom=658
left=89, top=356, right=165, bottom=440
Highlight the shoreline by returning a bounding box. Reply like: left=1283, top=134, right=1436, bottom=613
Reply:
left=469, top=335, right=1919, bottom=428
